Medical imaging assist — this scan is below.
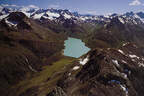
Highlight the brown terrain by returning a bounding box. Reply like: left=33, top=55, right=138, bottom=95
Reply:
left=0, top=10, right=144, bottom=96
left=48, top=43, right=144, bottom=96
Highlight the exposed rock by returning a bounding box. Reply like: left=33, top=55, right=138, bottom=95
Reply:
left=47, top=87, right=67, bottom=96
left=54, top=43, right=144, bottom=96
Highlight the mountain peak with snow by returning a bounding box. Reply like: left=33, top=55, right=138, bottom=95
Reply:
left=0, top=4, right=144, bottom=26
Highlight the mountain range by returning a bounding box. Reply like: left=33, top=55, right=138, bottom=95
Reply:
left=0, top=4, right=144, bottom=96
left=1, top=4, right=144, bottom=24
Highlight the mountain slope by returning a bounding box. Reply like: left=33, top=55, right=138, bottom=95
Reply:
left=0, top=12, right=66, bottom=96
left=49, top=43, right=144, bottom=96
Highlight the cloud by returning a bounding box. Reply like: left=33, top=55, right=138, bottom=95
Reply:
left=0, top=4, right=39, bottom=9
left=1, top=4, right=10, bottom=7
left=82, top=10, right=97, bottom=15
left=48, top=4, right=60, bottom=8
left=129, top=0, right=142, bottom=6
left=10, top=4, right=18, bottom=7
left=28, top=5, right=39, bottom=9
left=1, top=4, right=19, bottom=7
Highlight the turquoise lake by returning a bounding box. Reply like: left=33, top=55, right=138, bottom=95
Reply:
left=64, top=37, right=90, bottom=58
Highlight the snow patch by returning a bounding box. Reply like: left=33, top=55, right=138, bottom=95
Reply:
left=80, top=17, right=87, bottom=21
left=123, top=42, right=130, bottom=46
left=42, top=16, right=54, bottom=20
left=22, top=11, right=31, bottom=17
left=73, top=66, right=80, bottom=70
left=134, top=14, right=144, bottom=23
left=64, top=13, right=71, bottom=19
left=108, top=80, right=128, bottom=96
left=142, top=58, right=144, bottom=61
left=79, top=56, right=89, bottom=65
left=68, top=73, right=71, bottom=76
left=122, top=60, right=127, bottom=64
left=129, top=54, right=140, bottom=59
left=118, top=17, right=125, bottom=24
left=5, top=18, right=18, bottom=27
left=33, top=13, right=44, bottom=19
left=112, top=59, right=120, bottom=67
left=132, top=59, right=135, bottom=62
left=104, top=15, right=110, bottom=18
left=121, top=73, right=128, bottom=78
left=138, top=62, right=144, bottom=67
left=120, top=85, right=128, bottom=96
left=118, top=49, right=125, bottom=54
left=28, top=65, right=37, bottom=72
left=0, top=14, right=8, bottom=20
left=46, top=11, right=60, bottom=18
left=25, top=57, right=37, bottom=72
left=133, top=19, right=137, bottom=25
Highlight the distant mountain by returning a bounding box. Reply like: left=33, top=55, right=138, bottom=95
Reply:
left=0, top=4, right=144, bottom=25
left=0, top=4, right=39, bottom=19
left=1, top=4, right=144, bottom=47
left=1, top=4, right=144, bottom=45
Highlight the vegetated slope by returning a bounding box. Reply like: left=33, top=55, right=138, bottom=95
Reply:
left=9, top=56, right=76, bottom=96
left=0, top=12, right=66, bottom=96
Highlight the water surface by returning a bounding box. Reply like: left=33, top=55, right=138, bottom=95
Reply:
left=64, top=37, right=90, bottom=58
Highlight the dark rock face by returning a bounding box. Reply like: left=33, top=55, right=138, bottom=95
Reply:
left=17, top=21, right=32, bottom=30
left=7, top=12, right=27, bottom=22
left=46, top=87, right=67, bottom=96
left=1, top=12, right=32, bottom=30
left=49, top=43, right=144, bottom=96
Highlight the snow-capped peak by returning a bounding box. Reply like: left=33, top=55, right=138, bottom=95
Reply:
left=1, top=4, right=144, bottom=25
left=5, top=17, right=18, bottom=27
left=46, top=11, right=60, bottom=18
left=118, top=17, right=125, bottom=24
left=63, top=13, right=72, bottom=19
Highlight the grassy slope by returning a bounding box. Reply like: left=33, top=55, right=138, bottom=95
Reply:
left=11, top=56, right=76, bottom=96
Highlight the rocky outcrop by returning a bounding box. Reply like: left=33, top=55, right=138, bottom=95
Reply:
left=47, top=87, right=67, bottom=96
left=51, top=43, right=144, bottom=96
left=1, top=12, right=32, bottom=30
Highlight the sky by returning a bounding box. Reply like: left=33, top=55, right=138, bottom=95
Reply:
left=0, top=0, right=144, bottom=15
